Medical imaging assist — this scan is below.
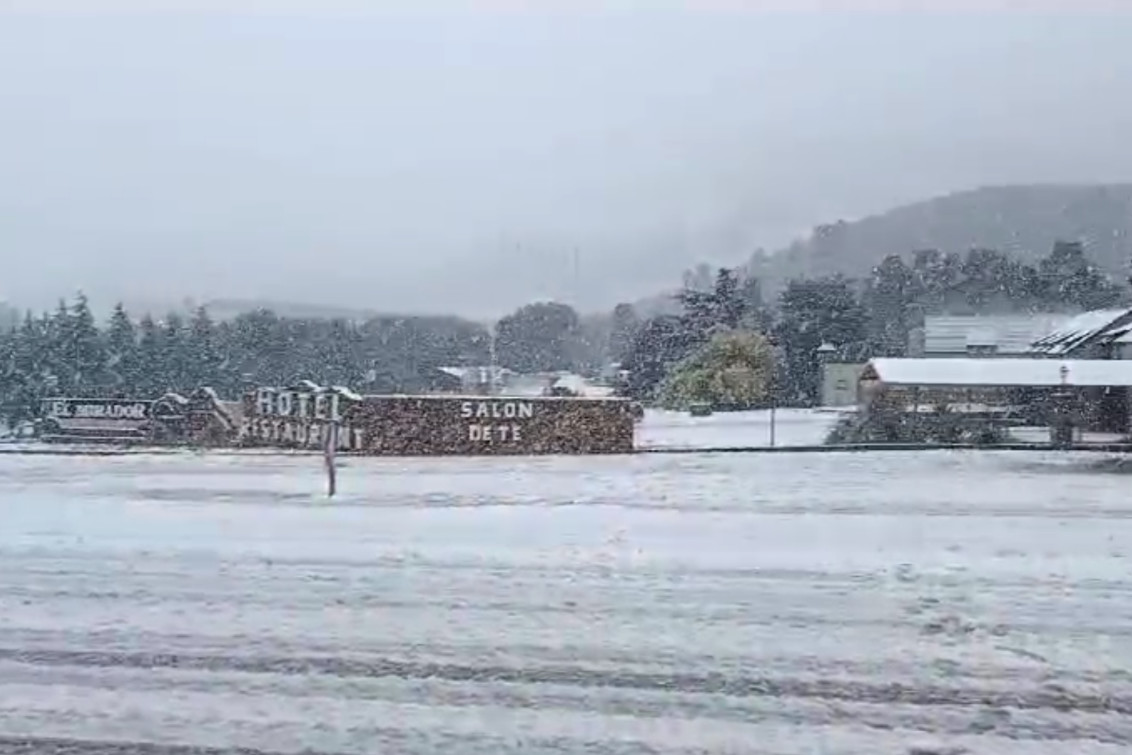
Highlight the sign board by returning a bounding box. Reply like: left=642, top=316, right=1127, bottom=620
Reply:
left=459, top=399, right=535, bottom=443
left=43, top=398, right=152, bottom=421
left=238, top=385, right=365, bottom=451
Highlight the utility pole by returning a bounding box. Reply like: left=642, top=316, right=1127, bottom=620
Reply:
left=488, top=322, right=498, bottom=396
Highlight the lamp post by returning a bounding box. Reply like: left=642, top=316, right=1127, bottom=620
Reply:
left=769, top=385, right=776, bottom=447
left=1050, top=363, right=1074, bottom=447
left=767, top=336, right=778, bottom=447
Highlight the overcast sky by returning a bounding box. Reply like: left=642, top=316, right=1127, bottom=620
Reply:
left=3, top=4, right=1132, bottom=318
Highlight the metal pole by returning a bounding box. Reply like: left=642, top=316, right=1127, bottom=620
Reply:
left=769, top=370, right=777, bottom=447
left=325, top=419, right=338, bottom=498
left=768, top=340, right=778, bottom=447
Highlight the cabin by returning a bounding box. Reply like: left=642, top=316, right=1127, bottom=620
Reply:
left=858, top=357, right=1132, bottom=436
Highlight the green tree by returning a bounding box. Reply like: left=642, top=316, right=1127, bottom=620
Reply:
left=1038, top=239, right=1124, bottom=310
left=0, top=327, right=17, bottom=427
left=0, top=294, right=513, bottom=418
left=3, top=312, right=54, bottom=421
left=318, top=318, right=364, bottom=387
left=50, top=293, right=105, bottom=394
left=494, top=301, right=581, bottom=373
left=658, top=330, right=774, bottom=411
left=227, top=309, right=288, bottom=386
left=910, top=249, right=964, bottom=311
left=135, top=314, right=166, bottom=395
left=676, top=266, right=755, bottom=340
left=105, top=303, right=138, bottom=391
left=187, top=306, right=226, bottom=389
left=160, top=313, right=192, bottom=393
left=608, top=303, right=641, bottom=364
left=618, top=314, right=698, bottom=401
left=775, top=276, right=867, bottom=405
left=863, top=254, right=915, bottom=356
left=710, top=268, right=744, bottom=329
left=957, top=248, right=1040, bottom=312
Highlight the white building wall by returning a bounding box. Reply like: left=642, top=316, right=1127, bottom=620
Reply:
left=821, top=363, right=866, bottom=407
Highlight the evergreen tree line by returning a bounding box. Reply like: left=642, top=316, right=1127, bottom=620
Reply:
left=0, top=239, right=1123, bottom=425
left=0, top=298, right=497, bottom=426
left=617, top=240, right=1128, bottom=406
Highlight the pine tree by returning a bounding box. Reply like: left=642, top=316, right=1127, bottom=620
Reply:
left=42, top=302, right=69, bottom=394
left=0, top=327, right=15, bottom=429
left=4, top=313, right=49, bottom=423
left=64, top=293, right=105, bottom=393
left=105, top=303, right=138, bottom=394
left=187, top=306, right=224, bottom=389
left=136, top=314, right=165, bottom=396
left=160, top=312, right=190, bottom=393
left=13, top=312, right=42, bottom=379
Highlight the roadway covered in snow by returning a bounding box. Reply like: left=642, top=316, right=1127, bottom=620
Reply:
left=1, top=435, right=1131, bottom=753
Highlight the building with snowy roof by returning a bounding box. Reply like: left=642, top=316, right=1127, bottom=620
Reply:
left=1027, top=307, right=1132, bottom=359
left=909, top=314, right=1076, bottom=358
left=862, top=357, right=1132, bottom=389
left=859, top=356, right=1132, bottom=435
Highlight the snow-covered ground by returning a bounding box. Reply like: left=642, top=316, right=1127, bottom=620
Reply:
left=637, top=407, right=844, bottom=449
left=2, top=446, right=1132, bottom=754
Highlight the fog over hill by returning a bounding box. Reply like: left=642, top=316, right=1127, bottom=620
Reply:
left=4, top=7, right=1132, bottom=319
left=748, top=183, right=1132, bottom=292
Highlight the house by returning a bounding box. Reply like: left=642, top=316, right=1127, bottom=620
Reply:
left=1027, top=307, right=1132, bottom=359
left=431, top=366, right=613, bottom=398
left=547, top=373, right=617, bottom=398
left=434, top=366, right=516, bottom=394
left=860, top=357, right=1132, bottom=392
left=908, top=314, right=1076, bottom=358
left=859, top=357, right=1132, bottom=434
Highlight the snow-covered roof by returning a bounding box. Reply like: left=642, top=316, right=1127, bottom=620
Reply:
left=1095, top=318, right=1132, bottom=345
left=552, top=373, right=588, bottom=392
left=864, top=357, right=1132, bottom=387
left=437, top=365, right=515, bottom=380
left=923, top=314, right=1074, bottom=355
left=331, top=385, right=363, bottom=401
left=1028, top=308, right=1132, bottom=355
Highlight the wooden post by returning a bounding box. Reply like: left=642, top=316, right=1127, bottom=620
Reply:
left=325, top=419, right=338, bottom=498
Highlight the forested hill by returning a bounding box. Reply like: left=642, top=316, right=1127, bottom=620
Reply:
left=748, top=184, right=1132, bottom=287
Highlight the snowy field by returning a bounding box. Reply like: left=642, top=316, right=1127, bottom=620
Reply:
left=637, top=407, right=843, bottom=450
left=2, top=423, right=1132, bottom=752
